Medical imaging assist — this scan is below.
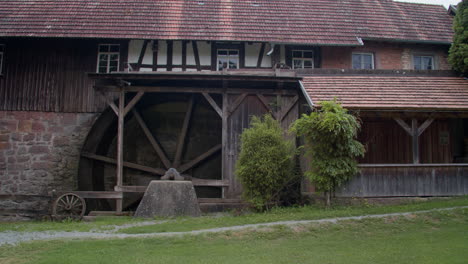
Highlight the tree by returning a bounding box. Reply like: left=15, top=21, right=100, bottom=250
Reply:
left=291, top=100, right=365, bottom=206
left=235, top=114, right=295, bottom=210
left=449, top=0, right=468, bottom=74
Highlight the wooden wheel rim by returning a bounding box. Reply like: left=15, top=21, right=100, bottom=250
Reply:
left=52, top=193, right=86, bottom=218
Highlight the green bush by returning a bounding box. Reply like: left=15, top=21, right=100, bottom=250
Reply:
left=235, top=114, right=295, bottom=210
left=291, top=100, right=365, bottom=205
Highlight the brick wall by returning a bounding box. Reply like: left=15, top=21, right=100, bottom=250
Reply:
left=0, top=111, right=98, bottom=219
left=321, top=41, right=451, bottom=70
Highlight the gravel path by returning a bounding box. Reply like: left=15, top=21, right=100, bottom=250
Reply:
left=1, top=206, right=466, bottom=246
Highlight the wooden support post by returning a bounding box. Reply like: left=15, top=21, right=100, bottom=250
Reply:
left=257, top=43, right=266, bottom=68
left=394, top=117, right=433, bottom=164
left=152, top=40, right=158, bottom=72
left=192, top=41, right=201, bottom=71
left=123, top=91, right=145, bottom=117
left=229, top=93, right=248, bottom=114
left=182, top=41, right=187, bottom=71
left=116, top=88, right=125, bottom=213
left=412, top=119, right=419, bottom=164
left=135, top=40, right=150, bottom=71
left=166, top=40, right=173, bottom=71
left=221, top=92, right=228, bottom=198
left=202, top=93, right=223, bottom=118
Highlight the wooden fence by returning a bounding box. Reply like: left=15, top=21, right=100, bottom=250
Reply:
left=336, top=164, right=468, bottom=197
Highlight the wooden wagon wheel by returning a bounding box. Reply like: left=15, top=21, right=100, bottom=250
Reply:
left=52, top=193, right=86, bottom=219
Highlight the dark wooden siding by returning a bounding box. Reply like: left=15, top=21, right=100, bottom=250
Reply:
left=0, top=38, right=123, bottom=113
left=224, top=93, right=299, bottom=199
left=337, top=165, right=468, bottom=197
left=358, top=118, right=453, bottom=164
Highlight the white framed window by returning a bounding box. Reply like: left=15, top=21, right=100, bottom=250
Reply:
left=413, top=55, right=434, bottom=70
left=0, top=44, right=4, bottom=74
left=217, top=49, right=239, bottom=71
left=97, top=44, right=120, bottom=73
left=352, top=53, right=374, bottom=69
left=292, top=50, right=314, bottom=69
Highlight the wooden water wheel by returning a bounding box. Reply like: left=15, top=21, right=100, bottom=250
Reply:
left=78, top=93, right=223, bottom=211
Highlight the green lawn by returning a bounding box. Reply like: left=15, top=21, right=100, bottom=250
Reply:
left=1, top=208, right=467, bottom=264
left=1, top=196, right=467, bottom=234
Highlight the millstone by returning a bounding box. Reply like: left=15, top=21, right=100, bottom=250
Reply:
left=134, top=180, right=201, bottom=218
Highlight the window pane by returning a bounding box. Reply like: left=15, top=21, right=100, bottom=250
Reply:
left=363, top=55, right=373, bottom=69
left=99, top=54, right=108, bottom=62
left=110, top=54, right=119, bottom=61
left=303, top=51, right=313, bottom=58
left=218, top=50, right=227, bottom=55
left=352, top=54, right=361, bottom=69
left=292, top=51, right=302, bottom=58
left=109, top=61, right=118, bottom=68
left=304, top=60, right=313, bottom=68
left=414, top=56, right=422, bottom=70
left=293, top=59, right=302, bottom=69
left=109, top=45, right=120, bottom=52
left=229, top=50, right=238, bottom=55
left=423, top=57, right=433, bottom=69
left=228, top=59, right=238, bottom=69
left=99, top=45, right=109, bottom=52
left=218, top=58, right=227, bottom=70
left=98, top=66, right=108, bottom=73
left=109, top=66, right=118, bottom=72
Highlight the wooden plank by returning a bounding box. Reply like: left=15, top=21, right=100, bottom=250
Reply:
left=179, top=144, right=222, bottom=173
left=197, top=198, right=243, bottom=204
left=135, top=40, right=150, bottom=71
left=132, top=108, right=171, bottom=169
left=98, top=90, right=118, bottom=116
left=256, top=43, right=266, bottom=68
left=95, top=85, right=298, bottom=95
left=221, top=93, right=228, bottom=199
left=256, top=93, right=276, bottom=118
left=229, top=93, right=248, bottom=114
left=166, top=40, right=173, bottom=71
left=418, top=118, right=434, bottom=136
left=394, top=118, right=412, bottom=135
left=115, top=186, right=148, bottom=193
left=202, top=92, right=223, bottom=118
left=117, top=88, right=125, bottom=190
left=192, top=178, right=230, bottom=187
left=412, top=118, right=419, bottom=164
left=280, top=95, right=299, bottom=121
left=53, top=191, right=123, bottom=199
left=192, top=41, right=201, bottom=71
left=182, top=41, right=187, bottom=71
left=152, top=40, right=158, bottom=71
left=81, top=152, right=166, bottom=175
left=173, top=96, right=194, bottom=167
left=123, top=91, right=145, bottom=117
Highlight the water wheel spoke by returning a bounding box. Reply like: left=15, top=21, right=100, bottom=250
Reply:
left=179, top=144, right=222, bottom=173
left=173, top=96, right=194, bottom=168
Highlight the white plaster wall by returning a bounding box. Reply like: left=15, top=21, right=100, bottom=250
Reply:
left=245, top=43, right=272, bottom=68
left=128, top=40, right=154, bottom=72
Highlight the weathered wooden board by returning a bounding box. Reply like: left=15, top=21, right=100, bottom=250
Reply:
left=337, top=165, right=468, bottom=197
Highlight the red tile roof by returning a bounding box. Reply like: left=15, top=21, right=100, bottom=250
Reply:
left=302, top=76, right=468, bottom=110
left=0, top=0, right=453, bottom=45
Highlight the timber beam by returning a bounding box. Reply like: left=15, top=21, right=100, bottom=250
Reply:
left=394, top=117, right=434, bottom=164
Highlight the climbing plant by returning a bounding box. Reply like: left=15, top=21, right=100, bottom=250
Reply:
left=291, top=100, right=365, bottom=206
left=235, top=114, right=296, bottom=210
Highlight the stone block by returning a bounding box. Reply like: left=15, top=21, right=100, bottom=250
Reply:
left=134, top=180, right=201, bottom=218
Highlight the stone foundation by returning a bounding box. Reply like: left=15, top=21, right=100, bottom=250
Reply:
left=0, top=111, right=98, bottom=220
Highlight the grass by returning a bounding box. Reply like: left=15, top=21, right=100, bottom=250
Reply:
left=118, top=196, right=468, bottom=234
left=0, top=196, right=467, bottom=234
left=0, top=208, right=467, bottom=264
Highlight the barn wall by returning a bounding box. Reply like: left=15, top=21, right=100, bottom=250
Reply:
left=0, top=111, right=98, bottom=219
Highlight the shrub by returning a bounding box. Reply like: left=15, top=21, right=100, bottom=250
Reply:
left=449, top=0, right=468, bottom=75
left=291, top=100, right=365, bottom=206
left=235, top=114, right=295, bottom=210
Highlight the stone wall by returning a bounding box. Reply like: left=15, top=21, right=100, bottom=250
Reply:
left=0, top=111, right=98, bottom=220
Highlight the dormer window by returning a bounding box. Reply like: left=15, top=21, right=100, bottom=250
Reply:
left=0, top=44, right=4, bottom=74
left=217, top=49, right=239, bottom=71
left=292, top=50, right=314, bottom=69
left=97, top=44, right=120, bottom=73
left=413, top=55, right=433, bottom=70
left=352, top=53, right=374, bottom=69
